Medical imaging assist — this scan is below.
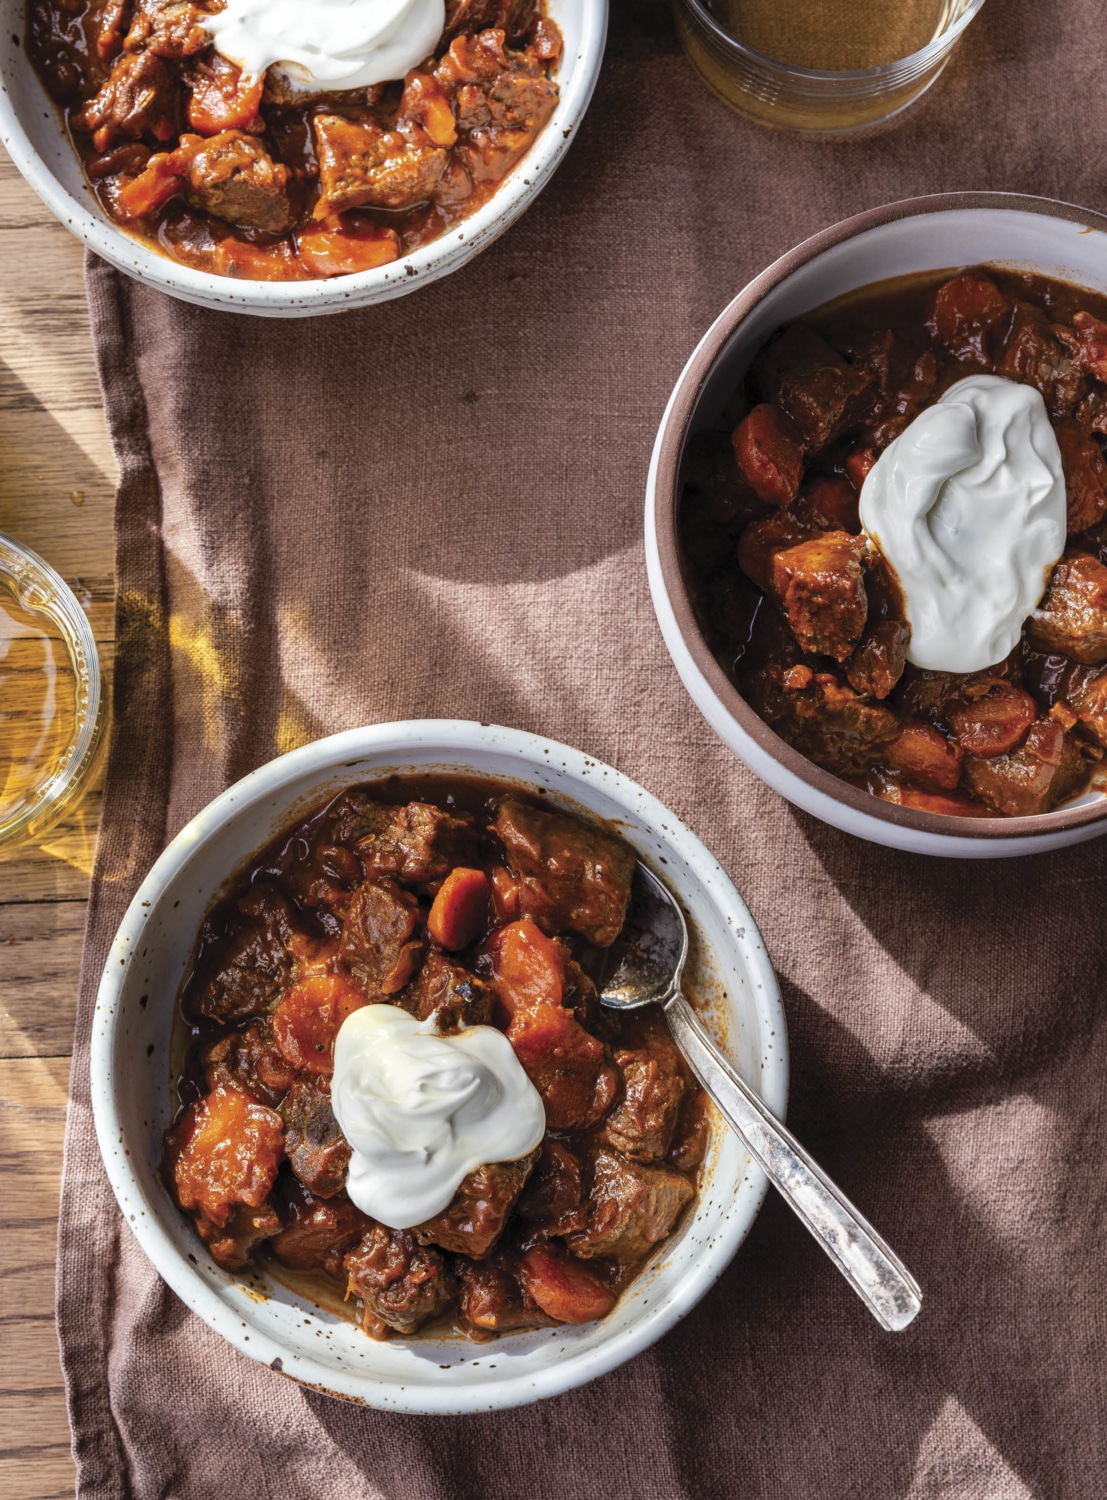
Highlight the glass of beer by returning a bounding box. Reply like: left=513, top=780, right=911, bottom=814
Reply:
left=674, top=0, right=988, bottom=134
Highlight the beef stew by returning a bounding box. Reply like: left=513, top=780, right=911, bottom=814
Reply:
left=27, top=0, right=562, bottom=280
left=164, top=776, right=708, bottom=1340
left=680, top=268, right=1107, bottom=818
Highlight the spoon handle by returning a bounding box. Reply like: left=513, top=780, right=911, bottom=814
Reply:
left=665, top=993, right=922, bottom=1332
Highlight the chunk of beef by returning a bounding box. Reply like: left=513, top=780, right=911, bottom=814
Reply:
left=193, top=891, right=299, bottom=1022
left=73, top=49, right=179, bottom=150
left=667, top=1089, right=710, bottom=1173
left=414, top=1151, right=537, bottom=1258
left=517, top=1139, right=586, bottom=1236
left=328, top=790, right=393, bottom=846
left=764, top=531, right=869, bottom=662
left=200, top=1019, right=297, bottom=1106
left=846, top=619, right=910, bottom=699
left=180, top=130, right=294, bottom=233
left=457, top=1258, right=554, bottom=1332
left=344, top=1225, right=457, bottom=1338
left=280, top=1075, right=351, bottom=1197
left=313, top=114, right=447, bottom=214
left=339, top=878, right=424, bottom=994
left=752, top=324, right=869, bottom=448
left=351, top=799, right=477, bottom=883
left=481, top=68, right=557, bottom=132
left=491, top=798, right=635, bottom=947
left=745, top=666, right=898, bottom=778
left=566, top=1150, right=695, bottom=1265
left=433, top=28, right=559, bottom=181
left=1026, top=553, right=1107, bottom=664
left=124, top=0, right=213, bottom=56
left=731, top=404, right=804, bottom=508
left=962, top=718, right=1088, bottom=816
left=999, top=302, right=1085, bottom=415
left=271, top=1184, right=369, bottom=1277
left=437, top=26, right=514, bottom=85
left=196, top=1200, right=281, bottom=1270
left=485, top=920, right=619, bottom=1129
left=165, top=1084, right=284, bottom=1227
left=406, top=950, right=492, bottom=1032
left=1053, top=422, right=1107, bottom=535
left=927, top=273, right=1011, bottom=366
left=597, top=1038, right=685, bottom=1163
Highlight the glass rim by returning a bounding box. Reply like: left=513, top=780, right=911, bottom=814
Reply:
left=0, top=531, right=103, bottom=845
left=679, top=0, right=989, bottom=84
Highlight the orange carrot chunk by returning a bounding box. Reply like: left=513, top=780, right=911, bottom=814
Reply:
left=427, top=866, right=491, bottom=950
left=518, top=1244, right=616, bottom=1324
left=271, top=974, right=367, bottom=1075
left=296, top=219, right=400, bottom=278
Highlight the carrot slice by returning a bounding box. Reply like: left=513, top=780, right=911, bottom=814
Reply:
left=296, top=220, right=400, bottom=278
left=518, top=1244, right=616, bottom=1324
left=271, top=974, right=367, bottom=1075
left=188, top=56, right=264, bottom=135
left=427, top=867, right=490, bottom=950
left=950, top=684, right=1038, bottom=758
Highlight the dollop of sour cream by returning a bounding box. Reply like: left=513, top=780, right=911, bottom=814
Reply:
left=330, top=1004, right=546, bottom=1229
left=205, top=0, right=446, bottom=92
left=858, top=374, right=1067, bottom=674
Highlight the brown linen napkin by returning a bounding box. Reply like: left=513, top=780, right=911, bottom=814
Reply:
left=57, top=1, right=1107, bottom=1494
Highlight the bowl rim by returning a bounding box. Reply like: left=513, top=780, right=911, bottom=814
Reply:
left=90, top=719, right=789, bottom=1412
left=0, top=0, right=608, bottom=313
left=650, top=190, right=1107, bottom=843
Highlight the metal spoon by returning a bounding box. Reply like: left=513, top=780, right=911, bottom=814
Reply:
left=600, top=864, right=922, bottom=1332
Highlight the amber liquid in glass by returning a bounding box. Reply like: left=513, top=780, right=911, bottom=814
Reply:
left=0, top=578, right=80, bottom=828
left=708, top=0, right=952, bottom=69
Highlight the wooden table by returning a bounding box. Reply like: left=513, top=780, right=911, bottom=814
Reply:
left=0, top=143, right=117, bottom=1500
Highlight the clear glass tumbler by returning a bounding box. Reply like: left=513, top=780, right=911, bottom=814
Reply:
left=0, top=533, right=103, bottom=849
left=673, top=0, right=988, bottom=135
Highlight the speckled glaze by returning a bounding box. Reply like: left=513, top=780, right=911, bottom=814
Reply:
left=91, top=721, right=789, bottom=1412
left=0, top=0, right=606, bottom=316
left=646, top=194, right=1107, bottom=858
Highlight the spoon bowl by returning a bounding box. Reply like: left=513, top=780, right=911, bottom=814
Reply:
left=601, top=862, right=923, bottom=1333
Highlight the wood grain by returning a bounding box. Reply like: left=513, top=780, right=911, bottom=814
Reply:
left=0, top=137, right=117, bottom=1500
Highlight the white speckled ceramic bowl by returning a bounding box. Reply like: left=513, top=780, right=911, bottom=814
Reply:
left=91, top=721, right=788, bottom=1412
left=647, top=193, right=1107, bottom=859
left=0, top=0, right=606, bottom=316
